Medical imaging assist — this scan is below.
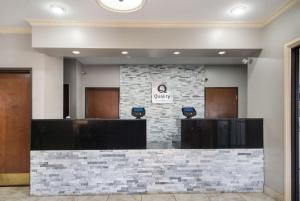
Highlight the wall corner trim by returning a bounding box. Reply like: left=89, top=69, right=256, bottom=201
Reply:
left=262, top=0, right=300, bottom=26
left=283, top=37, right=300, bottom=201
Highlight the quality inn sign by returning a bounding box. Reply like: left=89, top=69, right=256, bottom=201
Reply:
left=152, top=82, right=173, bottom=103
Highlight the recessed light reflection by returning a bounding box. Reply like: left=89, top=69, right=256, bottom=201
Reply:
left=49, top=5, right=66, bottom=16
left=173, top=51, right=181, bottom=55
left=72, top=50, right=80, bottom=55
left=121, top=51, right=129, bottom=55
left=218, top=51, right=226, bottom=55
left=230, top=5, right=248, bottom=16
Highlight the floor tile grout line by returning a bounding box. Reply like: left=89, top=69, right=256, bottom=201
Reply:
left=205, top=193, right=212, bottom=201
left=172, top=193, right=177, bottom=201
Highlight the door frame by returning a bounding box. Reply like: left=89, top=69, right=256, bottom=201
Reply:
left=63, top=84, right=70, bottom=118
left=204, top=87, right=238, bottom=118
left=85, top=87, right=120, bottom=119
left=291, top=46, right=300, bottom=201
left=284, top=37, right=300, bottom=201
left=0, top=68, right=32, bottom=186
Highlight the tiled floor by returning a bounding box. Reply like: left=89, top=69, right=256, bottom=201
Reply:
left=0, top=187, right=276, bottom=201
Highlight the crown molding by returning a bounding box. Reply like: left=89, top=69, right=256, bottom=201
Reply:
left=27, top=19, right=264, bottom=28
left=262, top=0, right=299, bottom=26
left=0, top=27, right=31, bottom=34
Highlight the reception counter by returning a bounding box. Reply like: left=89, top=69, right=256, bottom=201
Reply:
left=30, top=118, right=264, bottom=196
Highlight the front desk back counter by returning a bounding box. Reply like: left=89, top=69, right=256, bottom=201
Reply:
left=31, top=119, right=146, bottom=150
left=181, top=118, right=263, bottom=149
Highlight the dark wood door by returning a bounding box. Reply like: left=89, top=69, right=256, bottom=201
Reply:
left=205, top=87, right=238, bottom=118
left=0, top=72, right=31, bottom=185
left=85, top=88, right=119, bottom=119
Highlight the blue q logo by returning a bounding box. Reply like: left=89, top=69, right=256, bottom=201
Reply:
left=157, top=84, right=167, bottom=93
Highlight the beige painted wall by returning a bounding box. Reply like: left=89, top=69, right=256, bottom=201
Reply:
left=0, top=34, right=63, bottom=119
left=247, top=3, right=300, bottom=194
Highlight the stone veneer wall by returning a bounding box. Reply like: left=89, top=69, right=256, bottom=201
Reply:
left=120, top=65, right=205, bottom=148
left=30, top=149, right=264, bottom=196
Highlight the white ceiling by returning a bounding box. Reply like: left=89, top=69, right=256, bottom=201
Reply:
left=0, top=0, right=292, bottom=28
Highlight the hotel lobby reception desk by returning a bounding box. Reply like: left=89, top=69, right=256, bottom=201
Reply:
left=30, top=118, right=264, bottom=196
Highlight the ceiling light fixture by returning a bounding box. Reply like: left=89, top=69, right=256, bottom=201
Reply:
left=121, top=51, right=129, bottom=55
left=72, top=50, right=80, bottom=55
left=96, top=0, right=146, bottom=13
left=49, top=5, right=66, bottom=16
left=173, top=51, right=181, bottom=55
left=230, top=5, right=248, bottom=16
left=218, top=51, right=226, bottom=55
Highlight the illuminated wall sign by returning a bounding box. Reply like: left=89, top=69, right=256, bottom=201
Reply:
left=152, top=82, right=173, bottom=103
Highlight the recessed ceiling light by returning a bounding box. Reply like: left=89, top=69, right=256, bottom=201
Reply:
left=96, top=0, right=146, bottom=13
left=121, top=51, right=129, bottom=55
left=230, top=5, right=248, bottom=16
left=49, top=5, right=66, bottom=16
left=218, top=51, right=226, bottom=55
left=173, top=51, right=181, bottom=55
left=72, top=50, right=80, bottom=55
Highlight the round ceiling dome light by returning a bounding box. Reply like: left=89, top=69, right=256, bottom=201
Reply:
left=230, top=5, right=248, bottom=16
left=96, top=0, right=146, bottom=13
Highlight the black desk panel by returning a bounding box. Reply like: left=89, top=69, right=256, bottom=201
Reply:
left=31, top=119, right=146, bottom=150
left=181, top=119, right=263, bottom=149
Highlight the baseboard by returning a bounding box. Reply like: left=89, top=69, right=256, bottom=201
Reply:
left=0, top=173, right=29, bottom=186
left=264, top=185, right=284, bottom=201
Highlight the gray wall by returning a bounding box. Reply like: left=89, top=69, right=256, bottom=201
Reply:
left=0, top=34, right=63, bottom=119
left=247, top=3, right=300, bottom=194
left=205, top=65, right=247, bottom=118
left=63, top=59, right=82, bottom=118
